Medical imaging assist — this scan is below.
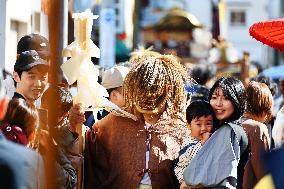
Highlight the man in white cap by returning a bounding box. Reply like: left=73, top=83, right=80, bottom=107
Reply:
left=101, top=65, right=130, bottom=107
left=85, top=65, right=130, bottom=126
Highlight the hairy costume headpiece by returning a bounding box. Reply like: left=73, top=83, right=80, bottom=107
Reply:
left=124, top=52, right=187, bottom=119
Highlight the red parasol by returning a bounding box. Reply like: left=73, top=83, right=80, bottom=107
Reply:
left=249, top=18, right=284, bottom=51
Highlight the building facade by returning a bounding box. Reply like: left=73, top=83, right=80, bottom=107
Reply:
left=0, top=0, right=48, bottom=73
left=186, top=0, right=282, bottom=67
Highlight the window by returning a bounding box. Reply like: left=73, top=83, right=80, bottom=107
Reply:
left=114, top=0, right=124, bottom=33
left=115, top=7, right=119, bottom=15
left=230, top=10, right=246, bottom=26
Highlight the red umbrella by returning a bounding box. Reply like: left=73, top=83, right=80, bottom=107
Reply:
left=249, top=18, right=284, bottom=51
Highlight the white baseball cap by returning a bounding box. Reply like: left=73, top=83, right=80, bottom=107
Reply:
left=101, top=66, right=130, bottom=89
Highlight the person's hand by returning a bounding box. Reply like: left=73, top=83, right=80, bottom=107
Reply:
left=69, top=103, right=86, bottom=132
left=180, top=181, right=192, bottom=189
left=38, top=130, right=53, bottom=151
left=201, top=132, right=211, bottom=145
left=281, top=127, right=284, bottom=144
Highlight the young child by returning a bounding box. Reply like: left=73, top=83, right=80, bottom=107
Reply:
left=0, top=98, right=38, bottom=146
left=40, top=85, right=78, bottom=188
left=174, top=100, right=215, bottom=184
left=40, top=85, right=74, bottom=147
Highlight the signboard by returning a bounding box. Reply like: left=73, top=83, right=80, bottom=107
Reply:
left=99, top=8, right=115, bottom=68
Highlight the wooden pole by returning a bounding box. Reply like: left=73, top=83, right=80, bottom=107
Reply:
left=0, top=0, right=7, bottom=71
left=46, top=0, right=61, bottom=188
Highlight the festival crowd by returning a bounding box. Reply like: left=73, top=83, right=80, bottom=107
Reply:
left=0, top=33, right=284, bottom=189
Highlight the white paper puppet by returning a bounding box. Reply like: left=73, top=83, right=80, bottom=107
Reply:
left=61, top=10, right=137, bottom=121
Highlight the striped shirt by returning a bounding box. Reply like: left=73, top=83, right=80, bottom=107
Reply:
left=174, top=135, right=202, bottom=184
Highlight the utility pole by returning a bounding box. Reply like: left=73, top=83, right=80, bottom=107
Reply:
left=59, top=0, right=69, bottom=64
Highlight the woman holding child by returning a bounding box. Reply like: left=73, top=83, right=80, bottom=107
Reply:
left=182, top=77, right=246, bottom=189
left=181, top=78, right=272, bottom=189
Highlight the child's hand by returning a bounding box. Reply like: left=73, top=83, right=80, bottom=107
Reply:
left=180, top=182, right=192, bottom=189
left=201, top=132, right=211, bottom=145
